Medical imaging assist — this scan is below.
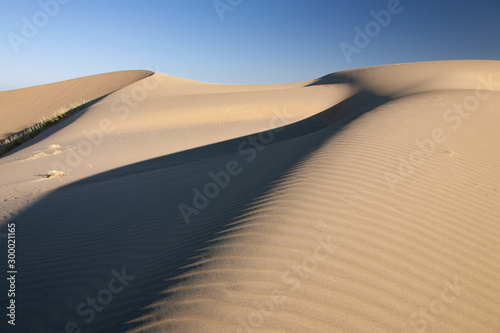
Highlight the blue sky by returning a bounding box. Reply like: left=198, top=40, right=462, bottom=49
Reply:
left=1, top=0, right=500, bottom=90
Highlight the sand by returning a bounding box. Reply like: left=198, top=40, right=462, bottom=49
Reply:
left=0, top=70, right=154, bottom=139
left=0, top=60, right=499, bottom=332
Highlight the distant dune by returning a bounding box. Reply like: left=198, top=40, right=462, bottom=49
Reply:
left=0, top=60, right=499, bottom=332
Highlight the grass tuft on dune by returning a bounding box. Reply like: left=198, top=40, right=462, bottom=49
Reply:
left=0, top=99, right=89, bottom=157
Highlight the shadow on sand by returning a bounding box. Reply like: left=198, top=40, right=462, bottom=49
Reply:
left=0, top=75, right=396, bottom=332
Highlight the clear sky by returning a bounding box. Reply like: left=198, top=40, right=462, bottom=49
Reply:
left=1, top=0, right=500, bottom=90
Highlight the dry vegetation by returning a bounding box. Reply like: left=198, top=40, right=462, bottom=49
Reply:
left=0, top=100, right=89, bottom=157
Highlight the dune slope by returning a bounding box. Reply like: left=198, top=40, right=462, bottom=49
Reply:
left=0, top=70, right=153, bottom=139
left=0, top=61, right=499, bottom=333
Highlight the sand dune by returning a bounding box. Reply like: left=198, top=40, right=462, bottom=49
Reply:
left=0, top=60, right=499, bottom=332
left=0, top=70, right=153, bottom=139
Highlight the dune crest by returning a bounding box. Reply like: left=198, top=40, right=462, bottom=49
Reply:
left=0, top=70, right=153, bottom=139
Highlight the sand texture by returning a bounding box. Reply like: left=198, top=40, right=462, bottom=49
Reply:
left=0, top=60, right=499, bottom=332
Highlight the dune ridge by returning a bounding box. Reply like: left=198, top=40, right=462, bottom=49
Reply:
left=0, top=70, right=153, bottom=139
left=0, top=60, right=499, bottom=332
